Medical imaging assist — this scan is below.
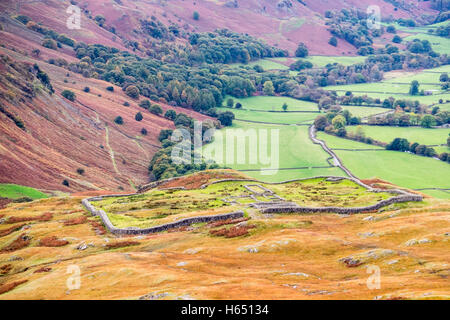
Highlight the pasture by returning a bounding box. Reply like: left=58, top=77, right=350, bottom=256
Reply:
left=0, top=184, right=48, bottom=200
left=203, top=121, right=345, bottom=182
left=346, top=126, right=450, bottom=146
left=341, top=106, right=389, bottom=118
left=224, top=95, right=319, bottom=112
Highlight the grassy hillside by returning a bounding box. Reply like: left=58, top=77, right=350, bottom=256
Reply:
left=0, top=184, right=47, bottom=200
left=0, top=171, right=448, bottom=300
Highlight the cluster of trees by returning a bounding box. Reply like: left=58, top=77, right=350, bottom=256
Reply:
left=139, top=16, right=181, bottom=41
left=314, top=109, right=361, bottom=137
left=427, top=24, right=450, bottom=38
left=149, top=116, right=222, bottom=180
left=188, top=29, right=287, bottom=64
left=15, top=15, right=76, bottom=49
left=325, top=9, right=375, bottom=51
left=368, top=111, right=449, bottom=127
left=386, top=137, right=450, bottom=163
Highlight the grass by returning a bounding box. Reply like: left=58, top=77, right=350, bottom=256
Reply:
left=0, top=190, right=448, bottom=300
left=403, top=33, right=450, bottom=55
left=341, top=106, right=389, bottom=118
left=346, top=126, right=450, bottom=146
left=93, top=176, right=395, bottom=229
left=325, top=65, right=450, bottom=105
left=223, top=108, right=316, bottom=124
left=316, top=132, right=383, bottom=150
left=203, top=121, right=338, bottom=177
left=0, top=184, right=48, bottom=200
left=333, top=149, right=450, bottom=196
left=232, top=59, right=289, bottom=71
left=224, top=95, right=319, bottom=112
left=304, top=55, right=367, bottom=67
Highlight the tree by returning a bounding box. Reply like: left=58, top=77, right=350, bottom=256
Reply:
left=135, top=112, right=143, bottom=121
left=76, top=168, right=85, bottom=175
left=193, top=11, right=200, bottom=20
left=61, top=90, right=75, bottom=101
left=83, top=87, right=90, bottom=93
left=263, top=81, right=275, bottom=96
left=314, top=115, right=328, bottom=131
left=62, top=179, right=70, bottom=187
left=235, top=102, right=242, bottom=109
left=392, top=35, right=402, bottom=43
left=328, top=36, right=338, bottom=47
left=158, top=129, right=173, bottom=142
left=409, top=80, right=420, bottom=96
left=218, top=111, right=235, bottom=127
left=125, top=85, right=139, bottom=99
left=447, top=136, right=450, bottom=147
left=282, top=103, right=288, bottom=112
left=420, top=115, right=436, bottom=128
left=440, top=73, right=449, bottom=82
left=150, top=104, right=163, bottom=116
left=386, top=138, right=410, bottom=151
left=106, top=86, right=114, bottom=92
left=42, top=39, right=57, bottom=50
left=114, top=116, right=124, bottom=125
left=386, top=25, right=396, bottom=33
left=415, top=144, right=427, bottom=155
left=164, top=109, right=177, bottom=120
left=139, top=100, right=151, bottom=109
left=226, top=98, right=234, bottom=108
left=295, top=42, right=308, bottom=58
left=332, top=115, right=346, bottom=130
left=141, top=128, right=148, bottom=135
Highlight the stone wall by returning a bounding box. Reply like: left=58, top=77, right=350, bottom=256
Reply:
left=82, top=198, right=244, bottom=236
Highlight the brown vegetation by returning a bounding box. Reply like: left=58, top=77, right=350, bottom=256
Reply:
left=38, top=236, right=69, bottom=247
left=0, top=224, right=25, bottom=237
left=5, top=212, right=52, bottom=224
left=0, top=280, right=28, bottom=295
left=105, top=241, right=140, bottom=250
left=210, top=225, right=256, bottom=238
left=63, top=216, right=87, bottom=226
left=0, top=234, right=31, bottom=253
left=33, top=267, right=52, bottom=274
left=0, top=264, right=12, bottom=275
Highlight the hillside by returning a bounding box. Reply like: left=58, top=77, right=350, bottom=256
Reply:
left=0, top=170, right=448, bottom=300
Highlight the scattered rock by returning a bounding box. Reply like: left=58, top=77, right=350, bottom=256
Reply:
left=177, top=261, right=187, bottom=267
left=283, top=272, right=310, bottom=278
left=76, top=242, right=88, bottom=251
left=8, top=256, right=23, bottom=262
left=139, top=292, right=169, bottom=300
left=359, top=232, right=376, bottom=238
left=363, top=216, right=375, bottom=221
left=386, top=259, right=399, bottom=265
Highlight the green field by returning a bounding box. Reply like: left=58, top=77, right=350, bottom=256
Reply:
left=304, top=55, right=367, bottom=67
left=232, top=59, right=289, bottom=71
left=94, top=177, right=395, bottom=229
left=203, top=121, right=345, bottom=182
left=222, top=107, right=317, bottom=124
left=325, top=65, right=450, bottom=106
left=403, top=33, right=450, bottom=55
left=0, top=184, right=48, bottom=200
left=224, top=95, right=319, bottom=112
left=316, top=131, right=383, bottom=150
left=317, top=133, right=450, bottom=198
left=341, top=106, right=389, bottom=118
left=346, top=126, right=450, bottom=146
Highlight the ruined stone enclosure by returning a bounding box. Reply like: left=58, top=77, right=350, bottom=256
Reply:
left=82, top=176, right=422, bottom=236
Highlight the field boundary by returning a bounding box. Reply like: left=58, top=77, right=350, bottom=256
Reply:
left=82, top=196, right=244, bottom=236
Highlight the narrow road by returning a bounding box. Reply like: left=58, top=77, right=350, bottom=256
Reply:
left=308, top=125, right=358, bottom=180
